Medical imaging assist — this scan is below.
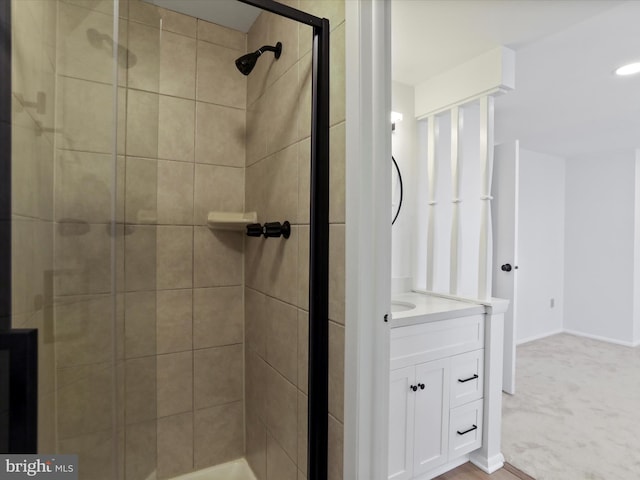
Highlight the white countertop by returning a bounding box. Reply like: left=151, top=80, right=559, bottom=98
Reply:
left=391, top=291, right=486, bottom=328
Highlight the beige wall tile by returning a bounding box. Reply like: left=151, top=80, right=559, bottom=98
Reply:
left=125, top=356, right=157, bottom=424
left=160, top=8, right=197, bottom=38
left=329, top=224, right=345, bottom=324
left=265, top=66, right=299, bottom=156
left=54, top=295, right=112, bottom=367
left=126, top=89, right=159, bottom=158
left=157, top=159, right=194, bottom=224
left=196, top=41, right=246, bottom=108
left=245, top=144, right=298, bottom=224
left=245, top=287, right=267, bottom=358
left=297, top=391, right=308, bottom=476
left=246, top=414, right=267, bottom=480
left=56, top=363, right=113, bottom=439
left=266, top=296, right=298, bottom=385
left=266, top=365, right=297, bottom=462
left=193, top=286, right=243, bottom=349
left=124, top=225, right=157, bottom=292
left=297, top=138, right=311, bottom=224
left=125, top=156, right=157, bottom=224
left=156, top=289, right=192, bottom=354
left=246, top=13, right=270, bottom=107
left=328, top=415, right=344, bottom=480
left=157, top=350, right=193, bottom=417
left=129, top=0, right=160, bottom=26
left=298, top=52, right=312, bottom=141
left=124, top=291, right=156, bottom=358
left=127, top=21, right=160, bottom=92
left=266, top=433, right=297, bottom=480
left=246, top=95, right=268, bottom=166
left=157, top=412, right=193, bottom=479
left=194, top=401, right=244, bottom=469
left=246, top=349, right=268, bottom=422
left=298, top=310, right=308, bottom=394
left=156, top=226, right=193, bottom=290
left=125, top=420, right=157, bottom=480
left=158, top=95, right=195, bottom=162
left=54, top=223, right=111, bottom=295
left=197, top=20, right=246, bottom=51
left=194, top=344, right=243, bottom=409
left=330, top=122, right=346, bottom=223
left=193, top=164, right=244, bottom=225
left=268, top=14, right=299, bottom=85
left=11, top=112, right=44, bottom=219
left=329, top=321, right=344, bottom=422
left=56, top=76, right=114, bottom=154
left=195, top=102, right=245, bottom=167
left=245, top=225, right=298, bottom=305
left=193, top=227, right=243, bottom=287
left=57, top=430, right=114, bottom=480
left=159, top=31, right=196, bottom=98
left=297, top=226, right=309, bottom=311
left=330, top=23, right=346, bottom=126
left=57, top=2, right=117, bottom=85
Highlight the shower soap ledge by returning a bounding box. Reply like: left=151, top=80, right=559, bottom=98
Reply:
left=207, top=211, right=258, bottom=231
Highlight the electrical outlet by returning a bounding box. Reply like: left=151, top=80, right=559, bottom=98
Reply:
left=550, top=298, right=555, bottom=308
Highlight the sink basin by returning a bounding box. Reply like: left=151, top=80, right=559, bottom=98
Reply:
left=391, top=301, right=416, bottom=313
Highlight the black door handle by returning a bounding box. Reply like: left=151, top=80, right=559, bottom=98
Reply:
left=410, top=385, right=417, bottom=392
left=501, top=264, right=512, bottom=272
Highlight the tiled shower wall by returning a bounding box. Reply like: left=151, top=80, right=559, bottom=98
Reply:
left=10, top=0, right=346, bottom=479
left=52, top=0, right=248, bottom=478
left=244, top=2, right=346, bottom=480
left=10, top=0, right=58, bottom=453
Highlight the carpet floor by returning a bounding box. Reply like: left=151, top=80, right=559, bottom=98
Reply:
left=502, top=333, right=640, bottom=479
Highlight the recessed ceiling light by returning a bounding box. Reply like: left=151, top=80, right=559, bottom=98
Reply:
left=615, top=62, right=640, bottom=76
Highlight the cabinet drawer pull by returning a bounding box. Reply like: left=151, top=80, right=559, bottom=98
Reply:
left=456, top=424, right=478, bottom=436
left=457, top=374, right=479, bottom=383
left=410, top=385, right=418, bottom=392
left=418, top=383, right=425, bottom=390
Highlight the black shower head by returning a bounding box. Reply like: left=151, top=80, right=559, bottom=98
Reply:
left=235, top=42, right=282, bottom=75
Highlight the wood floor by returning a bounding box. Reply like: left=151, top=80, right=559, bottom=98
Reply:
left=434, top=462, right=535, bottom=480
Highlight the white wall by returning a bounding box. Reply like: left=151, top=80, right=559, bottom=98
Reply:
left=516, top=149, right=565, bottom=343
left=391, top=82, right=417, bottom=293
left=564, top=152, right=636, bottom=345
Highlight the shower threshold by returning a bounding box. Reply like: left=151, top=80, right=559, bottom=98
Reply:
left=170, top=458, right=256, bottom=480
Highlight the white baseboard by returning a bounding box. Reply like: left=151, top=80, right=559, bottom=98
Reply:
left=563, top=329, right=639, bottom=347
left=517, top=329, right=564, bottom=346
left=469, top=452, right=505, bottom=474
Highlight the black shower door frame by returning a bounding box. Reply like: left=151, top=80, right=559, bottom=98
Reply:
left=238, top=1, right=331, bottom=480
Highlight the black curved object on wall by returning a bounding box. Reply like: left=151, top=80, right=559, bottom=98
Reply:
left=392, top=156, right=403, bottom=225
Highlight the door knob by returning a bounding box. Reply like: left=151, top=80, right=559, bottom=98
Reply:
left=501, top=264, right=512, bottom=272
left=410, top=385, right=418, bottom=392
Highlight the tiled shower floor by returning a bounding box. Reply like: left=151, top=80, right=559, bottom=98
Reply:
left=171, top=458, right=256, bottom=480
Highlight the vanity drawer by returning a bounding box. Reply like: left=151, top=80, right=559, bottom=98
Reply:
left=449, top=399, right=483, bottom=458
left=390, top=315, right=484, bottom=369
left=450, top=349, right=484, bottom=408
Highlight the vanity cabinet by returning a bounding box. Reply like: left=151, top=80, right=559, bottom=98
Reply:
left=389, top=315, right=485, bottom=480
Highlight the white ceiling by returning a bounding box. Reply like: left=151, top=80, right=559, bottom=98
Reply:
left=144, top=0, right=260, bottom=32
left=392, top=0, right=640, bottom=159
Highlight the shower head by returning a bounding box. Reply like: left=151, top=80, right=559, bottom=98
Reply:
left=235, top=42, right=282, bottom=75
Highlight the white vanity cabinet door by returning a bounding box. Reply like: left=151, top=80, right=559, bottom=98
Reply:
left=389, top=366, right=416, bottom=480
left=413, top=358, right=450, bottom=477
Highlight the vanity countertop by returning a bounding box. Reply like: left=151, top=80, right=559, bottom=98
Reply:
left=391, top=291, right=486, bottom=328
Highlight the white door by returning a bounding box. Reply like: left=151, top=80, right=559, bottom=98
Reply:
left=413, top=358, right=450, bottom=476
left=388, top=366, right=415, bottom=480
left=491, top=141, right=519, bottom=394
